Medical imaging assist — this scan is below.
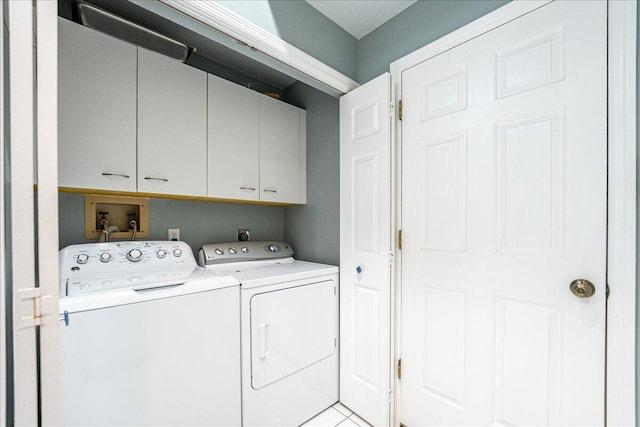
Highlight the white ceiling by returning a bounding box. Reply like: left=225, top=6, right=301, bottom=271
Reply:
left=305, top=0, right=417, bottom=39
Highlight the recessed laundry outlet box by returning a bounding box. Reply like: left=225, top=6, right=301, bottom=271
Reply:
left=84, top=194, right=149, bottom=239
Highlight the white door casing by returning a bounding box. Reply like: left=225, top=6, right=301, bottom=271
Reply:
left=37, top=1, right=61, bottom=424
left=9, top=2, right=39, bottom=423
left=398, top=1, right=606, bottom=426
left=339, top=73, right=392, bottom=427
left=6, top=1, right=60, bottom=424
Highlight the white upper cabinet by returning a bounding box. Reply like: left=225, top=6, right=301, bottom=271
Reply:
left=208, top=77, right=307, bottom=204
left=259, top=95, right=307, bottom=204
left=58, top=18, right=137, bottom=192
left=137, top=48, right=207, bottom=197
left=59, top=19, right=306, bottom=204
left=208, top=74, right=261, bottom=201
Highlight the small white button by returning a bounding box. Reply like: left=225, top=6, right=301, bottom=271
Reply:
left=241, top=247, right=249, bottom=254
left=173, top=248, right=183, bottom=257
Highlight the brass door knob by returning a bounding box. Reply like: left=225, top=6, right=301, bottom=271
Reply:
left=570, top=279, right=596, bottom=298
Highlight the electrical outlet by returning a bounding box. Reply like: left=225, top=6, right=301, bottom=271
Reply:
left=168, top=228, right=180, bottom=241
left=237, top=229, right=250, bottom=241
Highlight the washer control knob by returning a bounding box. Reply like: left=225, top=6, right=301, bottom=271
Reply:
left=173, top=248, right=182, bottom=257
left=229, top=248, right=237, bottom=254
left=268, top=244, right=280, bottom=253
left=77, top=254, right=89, bottom=264
left=241, top=247, right=249, bottom=254
left=126, top=249, right=143, bottom=262
left=99, top=253, right=112, bottom=263
left=156, top=249, right=167, bottom=259
left=215, top=248, right=224, bottom=256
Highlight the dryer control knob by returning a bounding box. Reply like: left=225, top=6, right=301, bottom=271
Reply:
left=173, top=248, right=183, bottom=257
left=268, top=244, right=280, bottom=253
left=215, top=248, right=224, bottom=256
left=99, top=253, right=112, bottom=263
left=229, top=248, right=237, bottom=254
left=126, top=249, right=143, bottom=262
left=76, top=254, right=89, bottom=264
left=241, top=247, right=249, bottom=254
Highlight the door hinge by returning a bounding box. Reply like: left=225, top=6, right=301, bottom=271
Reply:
left=606, top=283, right=610, bottom=299
left=18, top=288, right=52, bottom=328
left=397, top=358, right=402, bottom=380
left=398, top=100, right=403, bottom=121
left=398, top=230, right=402, bottom=250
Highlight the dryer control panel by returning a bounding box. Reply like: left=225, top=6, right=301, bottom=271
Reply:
left=199, top=241, right=294, bottom=265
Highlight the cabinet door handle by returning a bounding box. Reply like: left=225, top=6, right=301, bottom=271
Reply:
left=101, top=172, right=130, bottom=179
left=240, top=186, right=256, bottom=191
left=144, top=177, right=169, bottom=182
left=263, top=188, right=278, bottom=193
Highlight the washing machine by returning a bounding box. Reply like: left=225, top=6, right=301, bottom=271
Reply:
left=59, top=241, right=241, bottom=426
left=199, top=241, right=339, bottom=427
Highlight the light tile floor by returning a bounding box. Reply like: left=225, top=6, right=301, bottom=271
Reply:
left=301, top=402, right=371, bottom=427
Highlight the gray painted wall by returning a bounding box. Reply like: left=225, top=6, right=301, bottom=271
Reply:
left=58, top=193, right=284, bottom=259
left=357, top=0, right=510, bottom=83
left=284, top=82, right=340, bottom=266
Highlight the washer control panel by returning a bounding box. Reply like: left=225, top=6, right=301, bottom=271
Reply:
left=199, top=241, right=293, bottom=265
left=60, top=241, right=196, bottom=278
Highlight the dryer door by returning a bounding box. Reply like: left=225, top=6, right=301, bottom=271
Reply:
left=250, top=280, right=337, bottom=389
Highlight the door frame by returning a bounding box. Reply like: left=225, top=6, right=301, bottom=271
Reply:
left=4, top=1, right=60, bottom=424
left=389, top=1, right=636, bottom=425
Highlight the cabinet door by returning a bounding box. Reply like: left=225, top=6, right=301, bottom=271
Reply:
left=208, top=75, right=260, bottom=201
left=259, top=96, right=305, bottom=204
left=137, top=48, right=207, bottom=197
left=58, top=18, right=137, bottom=191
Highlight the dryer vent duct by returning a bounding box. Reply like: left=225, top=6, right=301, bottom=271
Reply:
left=77, top=1, right=191, bottom=62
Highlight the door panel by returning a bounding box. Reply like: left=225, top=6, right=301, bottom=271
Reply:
left=208, top=74, right=260, bottom=201
left=250, top=281, right=336, bottom=389
left=400, top=2, right=606, bottom=425
left=137, top=48, right=207, bottom=197
left=339, top=73, right=391, bottom=427
left=58, top=18, right=137, bottom=192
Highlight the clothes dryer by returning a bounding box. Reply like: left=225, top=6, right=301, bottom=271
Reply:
left=199, top=241, right=339, bottom=427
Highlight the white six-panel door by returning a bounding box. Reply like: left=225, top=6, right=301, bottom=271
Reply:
left=399, top=1, right=607, bottom=425
left=340, top=73, right=392, bottom=427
